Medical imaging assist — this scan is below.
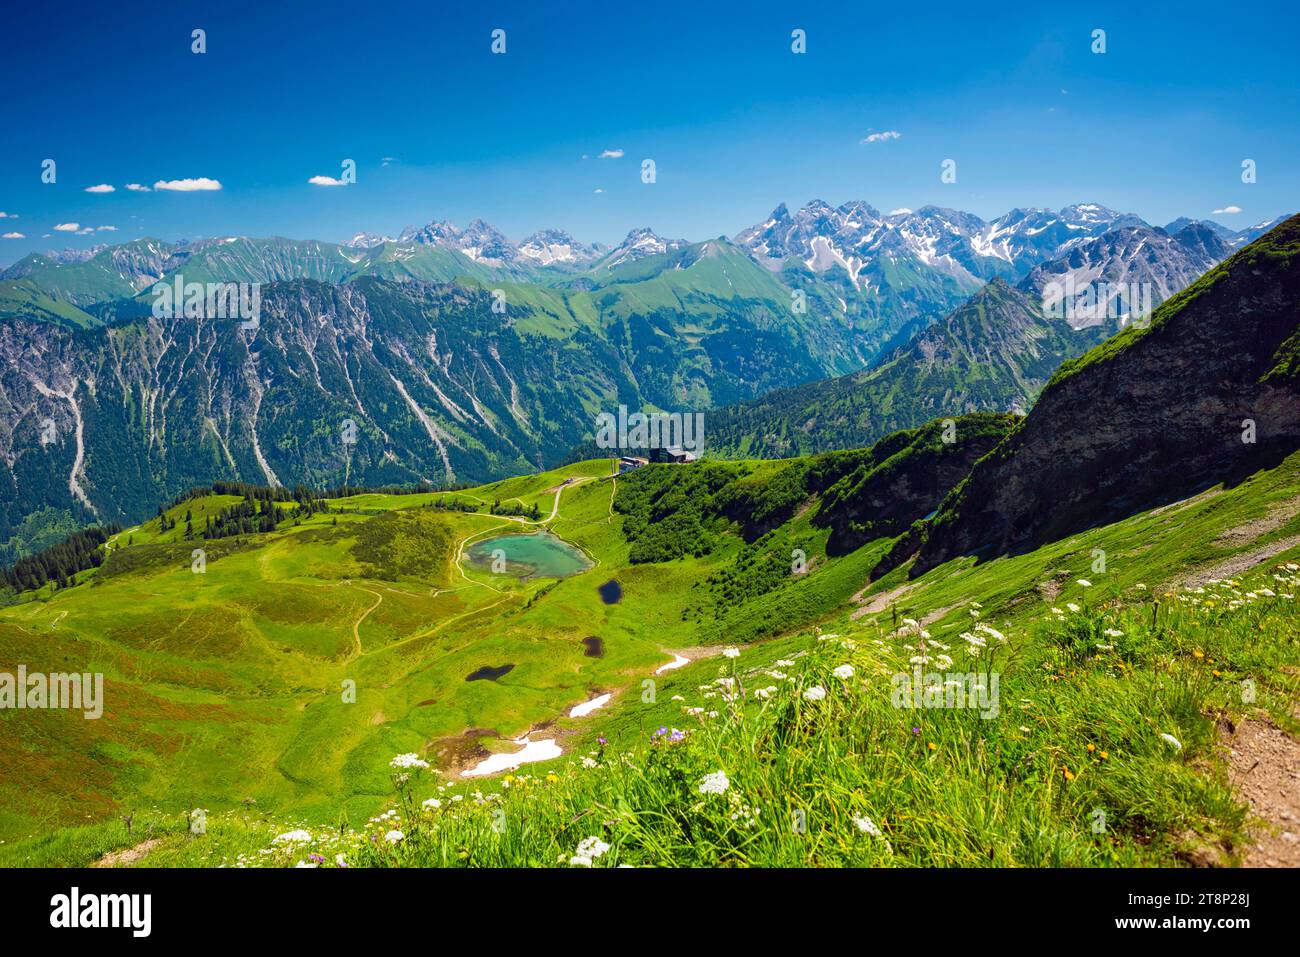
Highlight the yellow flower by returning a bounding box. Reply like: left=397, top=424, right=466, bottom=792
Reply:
left=1086, top=743, right=1096, bottom=752
left=546, top=773, right=559, bottom=783
left=927, top=742, right=937, bottom=751
left=1099, top=751, right=1108, bottom=760
left=1212, top=670, right=1222, bottom=677
left=1193, top=650, right=1204, bottom=659
left=1063, top=766, right=1075, bottom=781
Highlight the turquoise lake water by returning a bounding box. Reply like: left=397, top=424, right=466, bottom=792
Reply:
left=465, top=531, right=593, bottom=579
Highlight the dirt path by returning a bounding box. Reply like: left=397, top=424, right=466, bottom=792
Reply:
left=93, top=838, right=162, bottom=868
left=1224, top=717, right=1300, bottom=866
left=1175, top=533, right=1300, bottom=589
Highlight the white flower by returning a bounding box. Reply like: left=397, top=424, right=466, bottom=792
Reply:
left=723, top=647, right=740, bottom=659
left=698, top=770, right=730, bottom=795
left=273, top=829, right=312, bottom=844
left=853, top=815, right=883, bottom=837
left=975, top=622, right=1007, bottom=643
left=383, top=829, right=404, bottom=843
left=569, top=835, right=611, bottom=867
left=754, top=686, right=777, bottom=699
left=581, top=756, right=598, bottom=768
left=1066, top=602, right=1081, bottom=613
left=390, top=753, right=429, bottom=770
left=295, top=860, right=317, bottom=868
left=776, top=659, right=795, bottom=667
left=803, top=685, right=827, bottom=701
left=422, top=798, right=442, bottom=809
left=1103, top=628, right=1124, bottom=638
left=1159, top=733, right=1183, bottom=751
left=832, top=664, right=854, bottom=680
left=902, top=618, right=920, bottom=629
left=852, top=815, right=892, bottom=852
left=1076, top=579, right=1092, bottom=587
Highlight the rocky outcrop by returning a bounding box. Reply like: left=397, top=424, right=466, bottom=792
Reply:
left=898, top=214, right=1300, bottom=575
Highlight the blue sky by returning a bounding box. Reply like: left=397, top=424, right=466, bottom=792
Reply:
left=1, top=0, right=1296, bottom=264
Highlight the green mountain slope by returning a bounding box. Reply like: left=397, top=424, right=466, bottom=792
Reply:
left=896, top=213, right=1300, bottom=576
left=705, top=279, right=1111, bottom=458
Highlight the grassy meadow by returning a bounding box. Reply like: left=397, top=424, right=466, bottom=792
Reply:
left=0, top=448, right=1297, bottom=867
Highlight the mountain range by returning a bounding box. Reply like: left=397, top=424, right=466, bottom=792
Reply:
left=0, top=200, right=1289, bottom=561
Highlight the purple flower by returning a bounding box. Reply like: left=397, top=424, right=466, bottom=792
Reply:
left=669, top=728, right=686, bottom=743
left=911, top=726, right=921, bottom=735
left=597, top=736, right=607, bottom=746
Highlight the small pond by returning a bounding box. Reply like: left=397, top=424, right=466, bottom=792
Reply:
left=465, top=531, right=593, bottom=580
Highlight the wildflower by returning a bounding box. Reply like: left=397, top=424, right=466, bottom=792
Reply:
left=1087, top=743, right=1095, bottom=752
left=422, top=798, right=442, bottom=810
left=832, top=664, right=855, bottom=680
left=927, top=742, right=937, bottom=751
left=1192, top=650, right=1204, bottom=659
left=383, top=829, right=404, bottom=844
left=1159, top=733, right=1183, bottom=751
left=1066, top=602, right=1081, bottom=613
left=1103, top=628, right=1124, bottom=638
left=581, top=756, right=598, bottom=769
left=854, top=815, right=884, bottom=838
left=1077, top=579, right=1092, bottom=587
left=753, top=686, right=777, bottom=700
left=803, top=685, right=827, bottom=702
left=723, top=647, right=740, bottom=659
left=1099, top=751, right=1108, bottom=760
left=776, top=659, right=795, bottom=667
left=569, top=836, right=611, bottom=867
left=597, top=736, right=607, bottom=746
left=390, top=753, right=430, bottom=771
left=1062, top=766, right=1075, bottom=781
left=698, top=770, right=731, bottom=795
left=335, top=853, right=348, bottom=867
left=669, top=728, right=686, bottom=743
left=273, top=829, right=312, bottom=844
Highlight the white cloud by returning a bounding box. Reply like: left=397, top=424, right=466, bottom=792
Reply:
left=85, top=184, right=116, bottom=193
left=1212, top=205, right=1242, bottom=215
left=2, top=232, right=24, bottom=239
left=381, top=157, right=396, bottom=167
left=125, top=183, right=151, bottom=192
left=593, top=187, right=605, bottom=193
left=599, top=149, right=624, bottom=159
left=888, top=208, right=912, bottom=216
left=153, top=177, right=222, bottom=191
left=861, top=130, right=902, bottom=144
left=0, top=211, right=14, bottom=218
left=96, top=225, right=118, bottom=231
left=54, top=222, right=81, bottom=232
left=308, top=175, right=349, bottom=187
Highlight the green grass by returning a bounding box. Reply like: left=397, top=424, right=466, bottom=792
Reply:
left=1, top=448, right=1297, bottom=867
